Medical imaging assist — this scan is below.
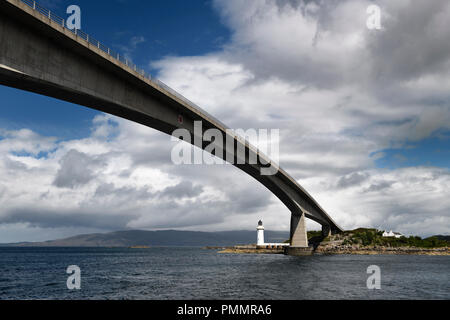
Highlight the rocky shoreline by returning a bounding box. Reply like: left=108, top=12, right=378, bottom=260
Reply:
left=218, top=246, right=285, bottom=254
left=207, top=229, right=450, bottom=256
left=315, top=245, right=450, bottom=256
left=210, top=245, right=450, bottom=256
left=313, top=234, right=450, bottom=255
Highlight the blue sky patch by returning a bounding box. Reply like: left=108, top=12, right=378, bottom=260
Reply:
left=373, top=131, right=450, bottom=169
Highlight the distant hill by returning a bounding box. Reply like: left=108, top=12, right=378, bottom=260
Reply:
left=1, top=230, right=289, bottom=247
left=431, top=235, right=450, bottom=243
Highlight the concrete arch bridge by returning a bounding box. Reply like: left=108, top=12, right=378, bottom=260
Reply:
left=0, top=0, right=343, bottom=251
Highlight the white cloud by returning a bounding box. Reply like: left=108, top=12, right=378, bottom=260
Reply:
left=0, top=117, right=287, bottom=242
left=147, top=0, right=450, bottom=235
left=305, top=167, right=450, bottom=236
left=1, top=0, right=449, bottom=241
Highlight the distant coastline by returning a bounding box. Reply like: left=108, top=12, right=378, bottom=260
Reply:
left=215, top=245, right=450, bottom=256
left=315, top=247, right=450, bottom=256
left=0, top=230, right=289, bottom=248
left=2, top=228, right=448, bottom=256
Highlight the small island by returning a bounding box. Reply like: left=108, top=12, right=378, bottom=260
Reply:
left=312, top=228, right=450, bottom=255
left=218, top=228, right=450, bottom=256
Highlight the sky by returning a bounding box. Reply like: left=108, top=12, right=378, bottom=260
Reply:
left=0, top=0, right=449, bottom=242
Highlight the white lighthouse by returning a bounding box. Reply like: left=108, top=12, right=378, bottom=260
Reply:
left=257, top=220, right=265, bottom=246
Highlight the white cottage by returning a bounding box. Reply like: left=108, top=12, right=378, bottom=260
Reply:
left=382, top=230, right=403, bottom=238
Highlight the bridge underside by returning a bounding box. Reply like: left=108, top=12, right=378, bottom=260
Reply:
left=0, top=0, right=343, bottom=244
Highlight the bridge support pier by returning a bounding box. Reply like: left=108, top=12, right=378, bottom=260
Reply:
left=285, top=212, right=314, bottom=256
left=322, top=225, right=331, bottom=238
left=289, top=212, right=308, bottom=248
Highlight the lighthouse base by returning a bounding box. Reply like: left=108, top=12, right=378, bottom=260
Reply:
left=285, top=246, right=314, bottom=256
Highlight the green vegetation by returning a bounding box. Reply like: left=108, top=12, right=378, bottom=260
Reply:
left=307, top=231, right=323, bottom=240
left=341, top=229, right=449, bottom=248
left=283, top=229, right=448, bottom=249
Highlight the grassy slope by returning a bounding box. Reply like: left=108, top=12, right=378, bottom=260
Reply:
left=318, top=228, right=449, bottom=248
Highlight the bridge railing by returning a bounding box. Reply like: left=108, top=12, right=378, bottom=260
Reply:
left=17, top=0, right=273, bottom=161
left=19, top=0, right=148, bottom=78
left=19, top=0, right=231, bottom=124
left=20, top=0, right=62, bottom=26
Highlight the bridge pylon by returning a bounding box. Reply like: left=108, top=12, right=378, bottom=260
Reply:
left=322, top=224, right=331, bottom=238
left=290, top=212, right=308, bottom=248
left=285, top=211, right=313, bottom=256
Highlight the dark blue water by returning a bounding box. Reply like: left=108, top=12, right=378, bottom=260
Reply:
left=0, top=247, right=448, bottom=300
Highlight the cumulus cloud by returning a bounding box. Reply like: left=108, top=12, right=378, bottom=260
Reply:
left=148, top=0, right=450, bottom=235
left=312, top=167, right=450, bottom=236
left=159, top=181, right=204, bottom=199
left=0, top=0, right=449, bottom=242
left=0, top=117, right=288, bottom=242
left=53, top=150, right=103, bottom=189
left=0, top=116, right=448, bottom=241
left=336, top=172, right=369, bottom=189
left=0, top=128, right=56, bottom=156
